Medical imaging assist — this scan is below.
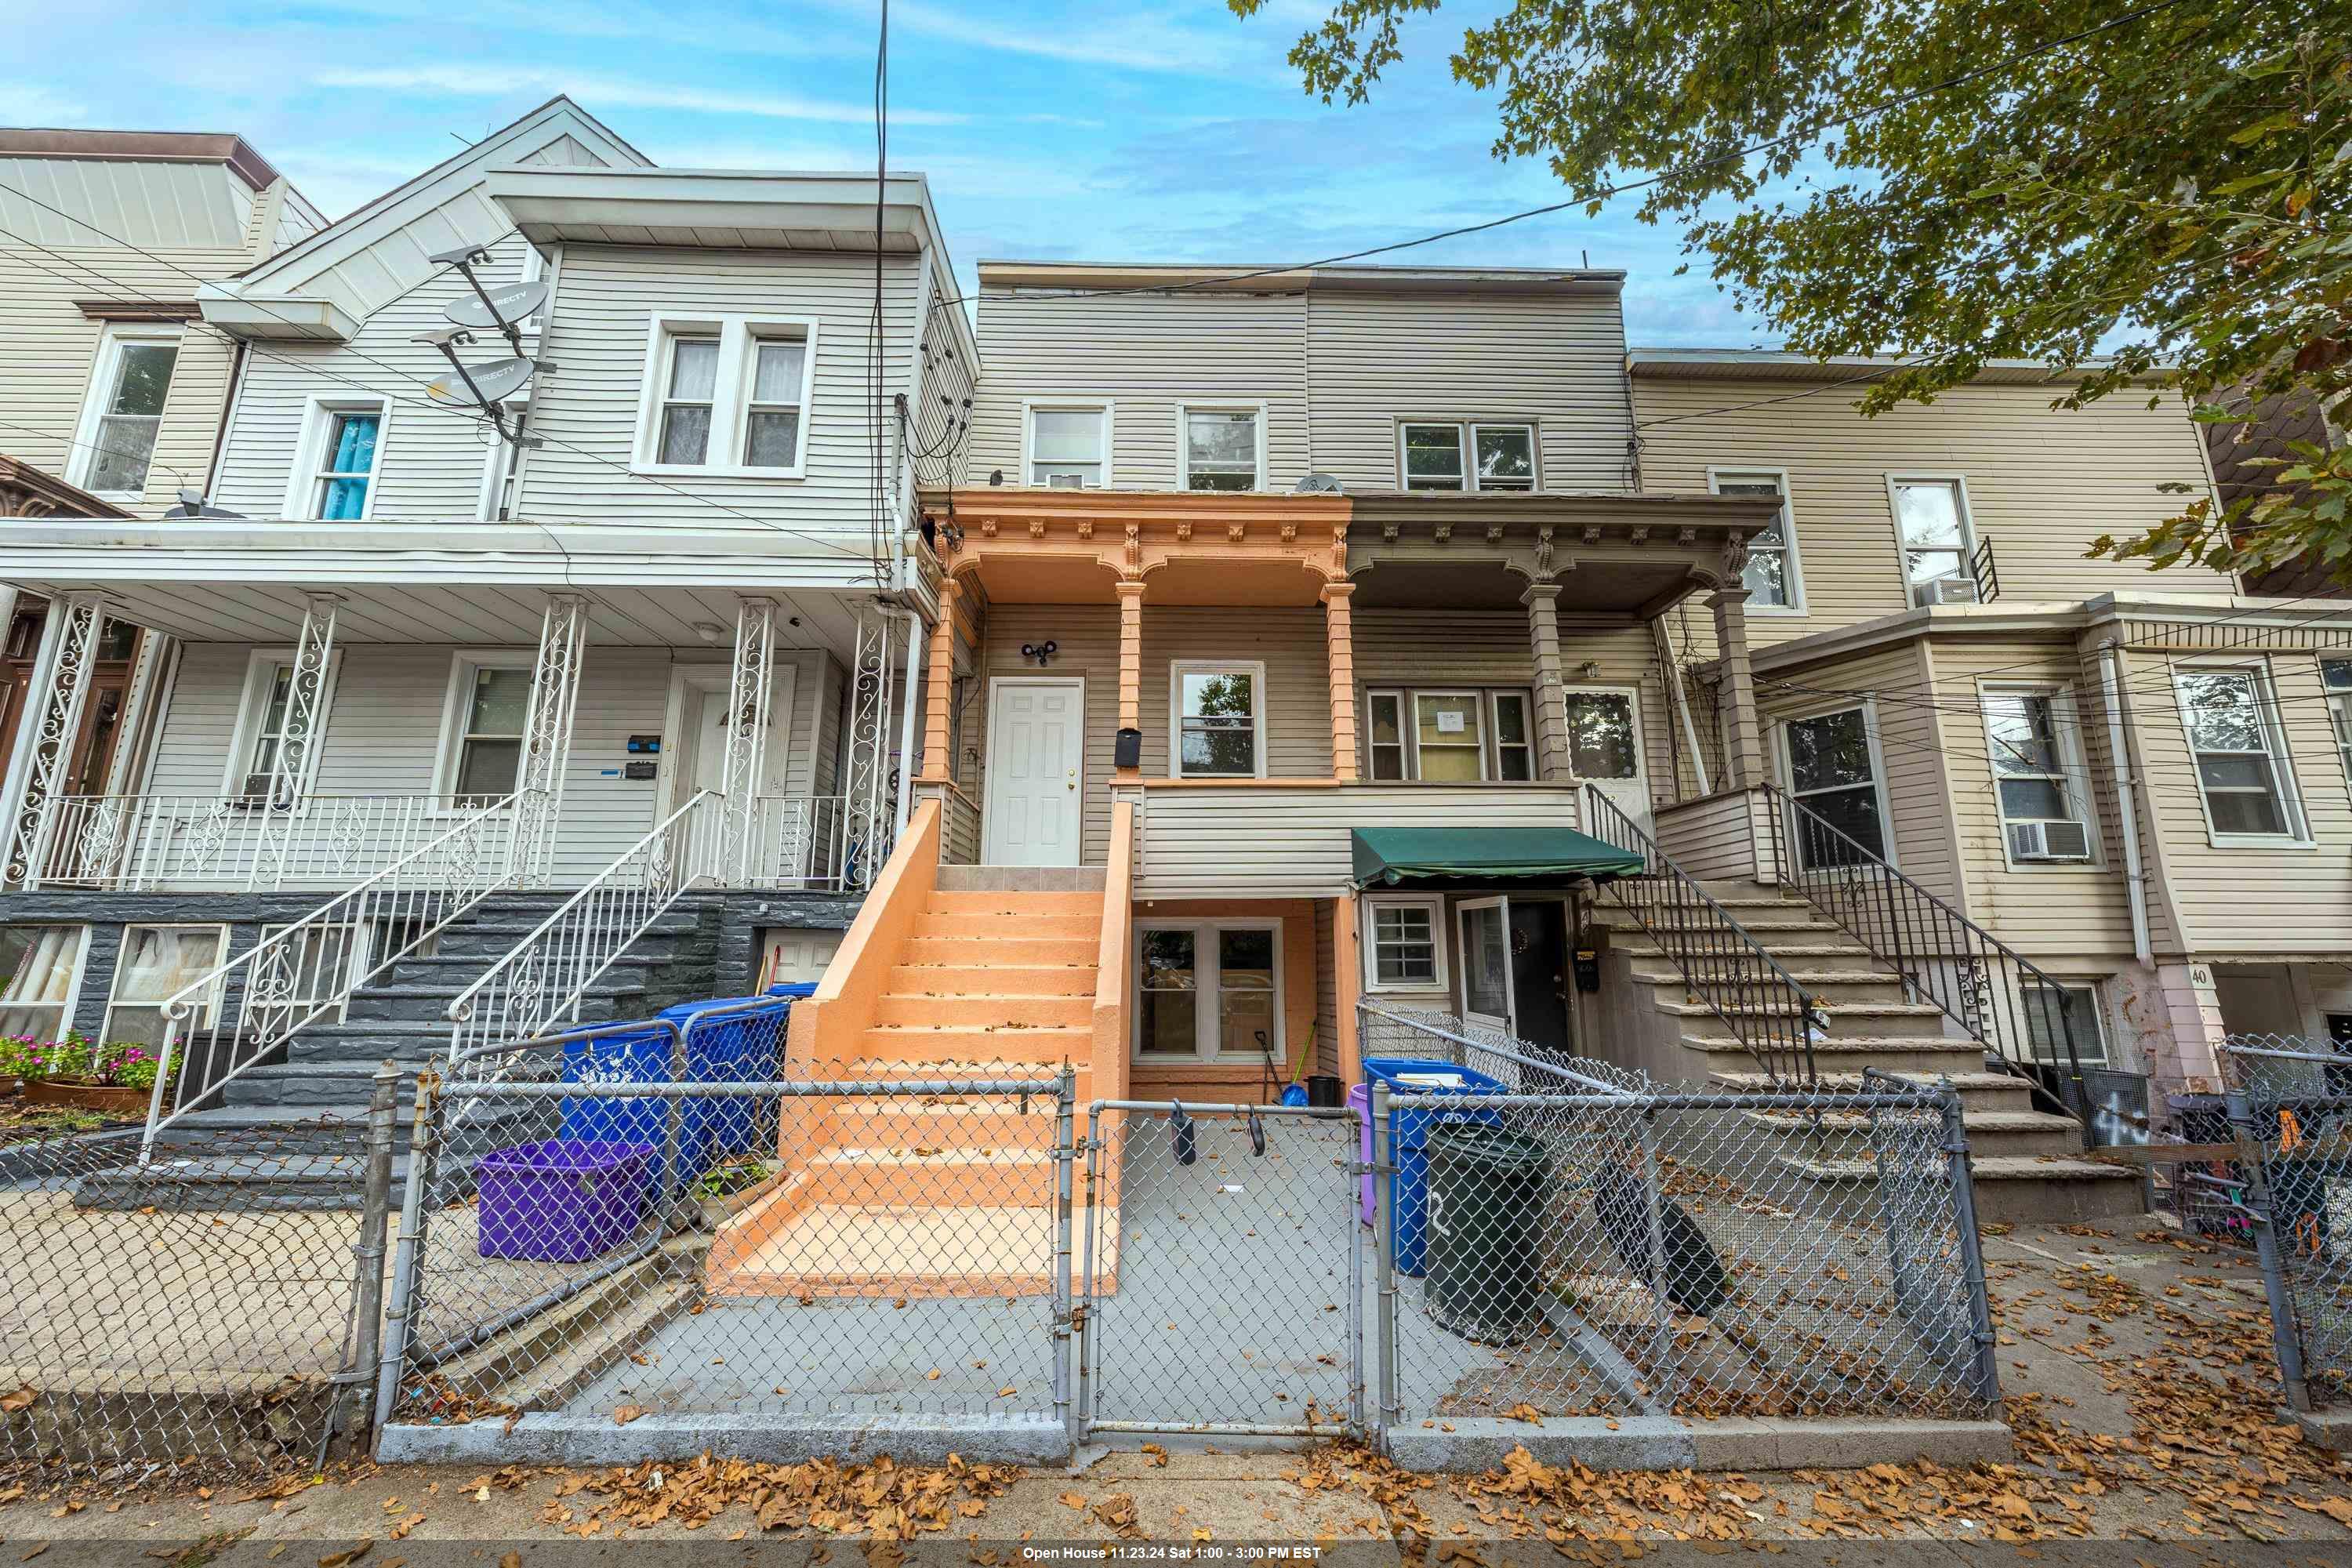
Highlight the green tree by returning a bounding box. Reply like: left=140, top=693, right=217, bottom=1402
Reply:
left=1232, top=0, right=2350, bottom=584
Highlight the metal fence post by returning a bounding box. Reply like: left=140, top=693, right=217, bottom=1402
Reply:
left=1937, top=1085, right=2003, bottom=1408
left=2227, top=1087, right=2315, bottom=1414
left=372, top=1065, right=441, bottom=1433
left=1347, top=1091, right=1366, bottom=1441
left=1052, top=1066, right=1076, bottom=1453
left=1632, top=1112, right=1682, bottom=1403
left=1076, top=1104, right=1101, bottom=1441
left=332, top=1061, right=401, bottom=1457
left=1372, top=1081, right=1397, bottom=1450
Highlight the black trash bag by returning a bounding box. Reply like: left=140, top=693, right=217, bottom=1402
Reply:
left=1170, top=1101, right=1197, bottom=1167
left=1591, top=1162, right=1731, bottom=1317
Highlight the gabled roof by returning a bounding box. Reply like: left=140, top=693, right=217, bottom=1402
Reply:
left=201, top=96, right=651, bottom=340
left=0, top=129, right=285, bottom=191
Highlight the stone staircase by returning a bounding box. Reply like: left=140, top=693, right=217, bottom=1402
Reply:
left=157, top=892, right=724, bottom=1147
left=1594, top=877, right=2141, bottom=1224
left=709, top=877, right=1102, bottom=1296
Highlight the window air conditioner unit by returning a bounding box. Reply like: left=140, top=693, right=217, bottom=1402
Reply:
left=1918, top=575, right=1980, bottom=606
left=1045, top=472, right=1086, bottom=489
left=2007, top=819, right=2092, bottom=862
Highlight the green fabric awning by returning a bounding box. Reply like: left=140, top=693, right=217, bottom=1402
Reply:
left=1349, top=826, right=1644, bottom=888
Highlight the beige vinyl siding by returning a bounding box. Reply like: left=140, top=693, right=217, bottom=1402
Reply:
left=1761, top=641, right=1963, bottom=906
left=517, top=245, right=921, bottom=532
left=1634, top=376, right=2235, bottom=648
left=212, top=232, right=539, bottom=521
left=1926, top=637, right=2138, bottom=956
left=1304, top=292, right=1632, bottom=492
left=1142, top=607, right=1331, bottom=779
left=0, top=247, right=247, bottom=517
left=970, top=289, right=1309, bottom=492
left=2121, top=646, right=2352, bottom=954
left=1132, top=783, right=1582, bottom=898
left=143, top=641, right=835, bottom=884
left=1652, top=789, right=1773, bottom=883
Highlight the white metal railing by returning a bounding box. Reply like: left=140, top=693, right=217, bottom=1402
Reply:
left=33, top=793, right=510, bottom=892
left=735, top=793, right=892, bottom=892
left=445, top=790, right=720, bottom=1070
left=143, top=790, right=524, bottom=1157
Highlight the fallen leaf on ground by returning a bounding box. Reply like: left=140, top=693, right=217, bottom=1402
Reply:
left=317, top=1544, right=372, bottom=1568
left=612, top=1406, right=648, bottom=1426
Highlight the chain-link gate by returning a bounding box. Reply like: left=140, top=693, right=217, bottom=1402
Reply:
left=2218, top=1042, right=2352, bottom=1415
left=1078, top=1102, right=1363, bottom=1439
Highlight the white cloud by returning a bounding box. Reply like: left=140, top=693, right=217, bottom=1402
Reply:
left=313, top=64, right=967, bottom=125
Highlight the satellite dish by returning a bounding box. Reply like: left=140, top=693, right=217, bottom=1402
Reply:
left=164, top=489, right=245, bottom=519
left=1294, top=473, right=1344, bottom=494
left=445, top=278, right=547, bottom=332
left=428, top=354, right=535, bottom=408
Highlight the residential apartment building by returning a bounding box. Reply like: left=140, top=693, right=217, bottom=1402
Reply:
left=0, top=100, right=971, bottom=1138
left=1630, top=348, right=2352, bottom=1105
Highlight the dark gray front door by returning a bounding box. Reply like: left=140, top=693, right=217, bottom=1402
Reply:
left=1508, top=899, right=1570, bottom=1054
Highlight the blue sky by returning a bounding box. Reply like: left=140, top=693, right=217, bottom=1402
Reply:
left=0, top=0, right=1775, bottom=346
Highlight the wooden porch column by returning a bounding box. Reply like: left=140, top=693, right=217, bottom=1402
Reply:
left=917, top=578, right=957, bottom=784
left=1319, top=579, right=1359, bottom=782
left=1521, top=581, right=1572, bottom=782
left=1708, top=586, right=1766, bottom=788
left=1114, top=578, right=1145, bottom=779
left=1334, top=891, right=1363, bottom=1083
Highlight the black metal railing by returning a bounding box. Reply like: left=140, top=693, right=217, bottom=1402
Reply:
left=1581, top=785, right=1823, bottom=1086
left=1761, top=782, right=2089, bottom=1135
left=1970, top=536, right=2001, bottom=604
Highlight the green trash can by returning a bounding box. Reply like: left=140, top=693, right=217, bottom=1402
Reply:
left=1425, top=1121, right=1553, bottom=1345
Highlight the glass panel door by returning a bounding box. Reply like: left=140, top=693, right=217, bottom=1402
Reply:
left=1457, top=898, right=1512, bottom=1030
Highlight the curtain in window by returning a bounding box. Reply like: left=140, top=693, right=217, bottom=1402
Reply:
left=321, top=415, right=379, bottom=521
left=0, top=927, right=80, bottom=1038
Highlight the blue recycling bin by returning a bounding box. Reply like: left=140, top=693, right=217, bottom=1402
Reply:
left=559, top=1024, right=713, bottom=1192
left=1361, top=1058, right=1507, bottom=1277
left=767, top=982, right=819, bottom=1000
left=658, top=996, right=793, bottom=1156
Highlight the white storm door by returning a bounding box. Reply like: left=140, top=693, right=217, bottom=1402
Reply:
left=1563, top=686, right=1650, bottom=834
left=982, top=677, right=1084, bottom=866
left=1457, top=897, right=1514, bottom=1035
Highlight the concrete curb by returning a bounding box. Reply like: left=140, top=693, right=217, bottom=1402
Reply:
left=1384, top=1416, right=2013, bottom=1473
left=2294, top=1410, right=2352, bottom=1451
left=379, top=1412, right=1073, bottom=1468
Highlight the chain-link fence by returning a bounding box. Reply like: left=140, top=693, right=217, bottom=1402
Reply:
left=380, top=1009, right=1075, bottom=1444
left=1358, top=1006, right=1998, bottom=1425
left=0, top=1076, right=400, bottom=1471
left=2217, top=1040, right=2352, bottom=1414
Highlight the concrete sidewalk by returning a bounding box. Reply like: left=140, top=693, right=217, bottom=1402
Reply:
left=3, top=1216, right=2350, bottom=1560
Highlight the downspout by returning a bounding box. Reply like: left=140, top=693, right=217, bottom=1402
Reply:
left=1654, top=615, right=1710, bottom=797
left=2097, top=637, right=2154, bottom=965
left=894, top=606, right=924, bottom=835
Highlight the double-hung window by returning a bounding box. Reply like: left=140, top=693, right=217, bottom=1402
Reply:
left=103, top=924, right=227, bottom=1049
left=227, top=648, right=340, bottom=804
left=1399, top=423, right=1537, bottom=492
left=1710, top=469, right=1801, bottom=609
left=1364, top=896, right=1445, bottom=992
left=1135, top=922, right=1280, bottom=1061
left=284, top=399, right=388, bottom=521
left=634, top=316, right=818, bottom=477
left=1783, top=706, right=1887, bottom=865
left=241, top=662, right=295, bottom=799
left=2175, top=665, right=2306, bottom=843
left=1364, top=689, right=1537, bottom=781
left=1171, top=662, right=1265, bottom=778
left=1180, top=407, right=1260, bottom=491
left=73, top=326, right=180, bottom=500
left=1026, top=405, right=1109, bottom=488
left=2023, top=979, right=2109, bottom=1068
left=0, top=926, right=85, bottom=1040
left=2324, top=659, right=2352, bottom=780
left=437, top=655, right=534, bottom=806
left=1889, top=477, right=1973, bottom=604
left=1981, top=688, right=2094, bottom=863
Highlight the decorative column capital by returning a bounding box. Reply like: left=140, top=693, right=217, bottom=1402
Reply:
left=1112, top=579, right=1148, bottom=603
left=1519, top=581, right=1564, bottom=610
left=1316, top=579, right=1356, bottom=606
left=1704, top=586, right=1754, bottom=613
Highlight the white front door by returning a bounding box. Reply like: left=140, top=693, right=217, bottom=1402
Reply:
left=982, top=677, right=1084, bottom=866
left=1457, top=897, right=1514, bottom=1034
left=666, top=664, right=796, bottom=816
left=1563, top=686, right=1650, bottom=834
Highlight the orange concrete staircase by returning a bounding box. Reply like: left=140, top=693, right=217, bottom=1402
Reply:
left=709, top=800, right=1132, bottom=1298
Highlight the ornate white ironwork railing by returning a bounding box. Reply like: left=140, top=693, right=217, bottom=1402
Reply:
left=737, top=794, right=892, bottom=892
left=33, top=793, right=514, bottom=891
left=143, top=790, right=524, bottom=1157
left=445, top=790, right=720, bottom=1070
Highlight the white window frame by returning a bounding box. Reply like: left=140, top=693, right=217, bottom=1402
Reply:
left=1978, top=684, right=2099, bottom=870
left=1175, top=401, right=1267, bottom=492
left=1707, top=465, right=1806, bottom=614
left=1022, top=400, right=1114, bottom=489
left=67, top=322, right=183, bottom=503
left=1362, top=687, right=1536, bottom=781
left=1396, top=420, right=1540, bottom=492
left=1412, top=689, right=1490, bottom=782
left=430, top=650, right=537, bottom=808
left=1884, top=474, right=1977, bottom=606
left=281, top=395, right=392, bottom=521
left=1168, top=658, right=1269, bottom=780
left=103, top=923, right=230, bottom=1042
left=1365, top=688, right=1407, bottom=780
left=1131, top=918, right=1285, bottom=1063
left=2171, top=659, right=2314, bottom=849
left=1456, top=896, right=1514, bottom=1031
left=220, top=647, right=344, bottom=800
left=0, top=924, right=91, bottom=1039
left=1774, top=698, right=1899, bottom=869
left=1362, top=895, right=1447, bottom=996
left=1489, top=690, right=1536, bottom=781
left=2022, top=977, right=2111, bottom=1069
left=2322, top=658, right=2352, bottom=786
left=628, top=313, right=820, bottom=480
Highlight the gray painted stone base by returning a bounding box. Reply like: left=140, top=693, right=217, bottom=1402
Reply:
left=379, top=1411, right=1072, bottom=1468
left=2295, top=1410, right=2352, bottom=1450
left=1383, top=1415, right=2013, bottom=1473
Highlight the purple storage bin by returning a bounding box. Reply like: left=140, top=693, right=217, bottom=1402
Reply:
left=476, top=1138, right=655, bottom=1262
